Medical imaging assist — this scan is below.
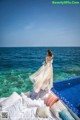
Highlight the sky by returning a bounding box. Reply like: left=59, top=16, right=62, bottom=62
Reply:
left=0, top=0, right=80, bottom=47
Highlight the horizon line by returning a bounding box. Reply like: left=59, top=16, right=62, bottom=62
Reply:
left=0, top=46, right=80, bottom=48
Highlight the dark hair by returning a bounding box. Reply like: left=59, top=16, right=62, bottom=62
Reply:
left=47, top=49, right=53, bottom=57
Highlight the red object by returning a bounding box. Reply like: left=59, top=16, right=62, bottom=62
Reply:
left=44, top=92, right=59, bottom=107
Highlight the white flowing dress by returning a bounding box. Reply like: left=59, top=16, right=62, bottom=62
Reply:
left=29, top=59, right=53, bottom=93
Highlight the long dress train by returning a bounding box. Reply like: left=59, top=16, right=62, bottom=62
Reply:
left=29, top=59, right=53, bottom=99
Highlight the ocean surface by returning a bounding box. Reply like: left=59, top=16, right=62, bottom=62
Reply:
left=0, top=47, right=80, bottom=97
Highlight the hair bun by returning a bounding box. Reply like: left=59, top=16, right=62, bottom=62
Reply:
left=47, top=50, right=53, bottom=57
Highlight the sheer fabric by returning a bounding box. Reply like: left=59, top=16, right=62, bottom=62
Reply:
left=29, top=59, right=53, bottom=93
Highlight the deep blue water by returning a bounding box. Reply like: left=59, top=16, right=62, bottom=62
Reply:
left=0, top=47, right=80, bottom=97
left=52, top=76, right=80, bottom=117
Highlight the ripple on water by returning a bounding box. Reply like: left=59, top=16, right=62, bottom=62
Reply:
left=0, top=69, right=33, bottom=97
left=0, top=65, right=80, bottom=97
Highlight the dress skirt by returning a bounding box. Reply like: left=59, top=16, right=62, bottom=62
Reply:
left=29, top=61, right=53, bottom=94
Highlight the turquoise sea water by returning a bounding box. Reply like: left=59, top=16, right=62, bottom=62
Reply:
left=0, top=47, right=80, bottom=97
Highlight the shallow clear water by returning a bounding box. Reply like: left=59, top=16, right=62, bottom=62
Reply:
left=0, top=47, right=80, bottom=97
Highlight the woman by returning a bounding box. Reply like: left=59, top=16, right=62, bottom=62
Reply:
left=28, top=50, right=54, bottom=99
